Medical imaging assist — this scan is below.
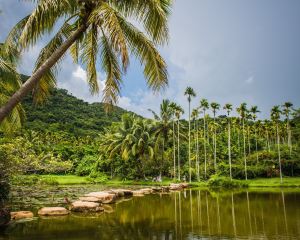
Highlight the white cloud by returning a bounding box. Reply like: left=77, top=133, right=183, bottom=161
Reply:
left=245, top=76, right=254, bottom=84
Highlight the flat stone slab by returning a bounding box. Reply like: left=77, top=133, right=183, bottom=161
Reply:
left=132, top=190, right=145, bottom=197
left=70, top=201, right=103, bottom=212
left=78, top=196, right=102, bottom=203
left=10, top=211, right=34, bottom=220
left=38, top=207, right=69, bottom=216
left=108, top=189, right=133, bottom=197
left=84, top=192, right=117, bottom=204
left=139, top=188, right=153, bottom=194
left=170, top=183, right=189, bottom=190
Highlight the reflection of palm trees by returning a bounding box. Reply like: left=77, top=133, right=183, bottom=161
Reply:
left=174, top=192, right=177, bottom=238
left=217, top=195, right=221, bottom=235
left=231, top=193, right=237, bottom=237
left=246, top=191, right=253, bottom=236
left=179, top=192, right=182, bottom=239
left=206, top=192, right=211, bottom=235
left=197, top=190, right=202, bottom=235
left=281, top=191, right=288, bottom=235
left=190, top=189, right=194, bottom=234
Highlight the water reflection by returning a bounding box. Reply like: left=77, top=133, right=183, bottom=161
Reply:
left=2, top=189, right=300, bottom=240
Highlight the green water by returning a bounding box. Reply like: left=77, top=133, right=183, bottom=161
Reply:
left=1, top=186, right=300, bottom=239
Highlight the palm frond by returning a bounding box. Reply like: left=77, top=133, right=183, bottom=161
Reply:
left=100, top=34, right=122, bottom=110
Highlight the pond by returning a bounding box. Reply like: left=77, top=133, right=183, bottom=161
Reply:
left=1, top=186, right=299, bottom=239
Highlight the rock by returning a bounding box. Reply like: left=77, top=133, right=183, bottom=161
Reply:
left=78, top=196, right=102, bottom=203
left=109, top=189, right=133, bottom=197
left=151, top=187, right=162, bottom=192
left=38, top=207, right=69, bottom=216
left=70, top=201, right=103, bottom=212
left=169, top=183, right=189, bottom=190
left=132, top=190, right=145, bottom=197
left=170, top=183, right=183, bottom=190
left=139, top=188, right=153, bottom=194
left=84, top=192, right=117, bottom=204
left=10, top=211, right=34, bottom=220
left=0, top=208, right=10, bottom=227
left=161, top=186, right=170, bottom=192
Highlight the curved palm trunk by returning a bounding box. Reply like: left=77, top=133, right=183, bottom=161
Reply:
left=0, top=24, right=88, bottom=122
left=177, top=118, right=181, bottom=181
left=203, top=111, right=207, bottom=179
left=242, top=118, right=247, bottom=180
left=188, top=101, right=191, bottom=183
left=173, top=120, right=176, bottom=180
left=276, top=123, right=283, bottom=183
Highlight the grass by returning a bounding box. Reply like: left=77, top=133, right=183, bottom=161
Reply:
left=246, top=177, right=300, bottom=187
left=13, top=175, right=300, bottom=188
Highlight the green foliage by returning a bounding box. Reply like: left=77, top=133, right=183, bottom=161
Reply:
left=75, top=155, right=98, bottom=176
left=22, top=86, right=132, bottom=137
left=207, top=175, right=248, bottom=189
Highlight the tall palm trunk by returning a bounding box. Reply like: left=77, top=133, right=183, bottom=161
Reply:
left=203, top=111, right=207, bottom=179
left=276, top=123, right=283, bottom=183
left=286, top=119, right=292, bottom=156
left=213, top=114, right=217, bottom=171
left=0, top=24, right=88, bottom=122
left=228, top=118, right=232, bottom=180
left=266, top=130, right=270, bottom=152
left=255, top=128, right=258, bottom=163
left=177, top=118, right=181, bottom=181
left=242, top=118, right=247, bottom=180
left=196, top=119, right=200, bottom=181
left=173, top=120, right=176, bottom=180
left=194, top=119, right=199, bottom=181
left=247, top=126, right=251, bottom=155
left=188, top=101, right=191, bottom=183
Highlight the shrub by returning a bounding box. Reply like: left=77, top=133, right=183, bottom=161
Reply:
left=87, top=170, right=108, bottom=183
left=207, top=175, right=248, bottom=189
left=75, top=155, right=97, bottom=176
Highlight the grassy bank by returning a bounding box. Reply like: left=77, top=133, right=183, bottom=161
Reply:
left=12, top=175, right=300, bottom=188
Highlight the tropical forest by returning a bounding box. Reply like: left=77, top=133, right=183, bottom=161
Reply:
left=0, top=0, right=299, bottom=239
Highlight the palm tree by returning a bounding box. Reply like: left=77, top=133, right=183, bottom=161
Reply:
left=0, top=0, right=171, bottom=122
left=200, top=98, right=209, bottom=179
left=210, top=102, right=220, bottom=171
left=170, top=102, right=178, bottom=180
left=184, top=87, right=196, bottom=182
left=282, top=102, right=293, bottom=156
left=174, top=104, right=184, bottom=181
left=223, top=103, right=233, bottom=180
left=237, top=103, right=248, bottom=180
left=149, top=99, right=173, bottom=179
left=192, top=108, right=200, bottom=181
left=271, top=106, right=283, bottom=183
left=0, top=43, right=25, bottom=133
left=250, top=106, right=260, bottom=163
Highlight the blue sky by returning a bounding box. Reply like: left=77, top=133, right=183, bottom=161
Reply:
left=0, top=0, right=299, bottom=118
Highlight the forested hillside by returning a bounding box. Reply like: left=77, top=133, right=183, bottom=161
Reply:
left=22, top=87, right=133, bottom=137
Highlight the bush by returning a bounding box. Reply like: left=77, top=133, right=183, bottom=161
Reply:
left=87, top=170, right=108, bottom=183
left=75, top=155, right=97, bottom=176
left=207, top=175, right=248, bottom=189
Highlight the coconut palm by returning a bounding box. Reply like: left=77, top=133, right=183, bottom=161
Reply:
left=282, top=102, right=293, bottom=156
left=174, top=104, right=184, bottom=181
left=210, top=102, right=220, bottom=171
left=170, top=102, right=178, bottom=180
left=250, top=106, right=260, bottom=163
left=223, top=103, right=233, bottom=180
left=184, top=87, right=196, bottom=182
left=0, top=0, right=171, bottom=122
left=0, top=43, right=25, bottom=133
left=200, top=98, right=209, bottom=178
left=191, top=108, right=200, bottom=181
left=148, top=99, right=173, bottom=178
left=237, top=103, right=248, bottom=180
left=271, top=106, right=283, bottom=183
